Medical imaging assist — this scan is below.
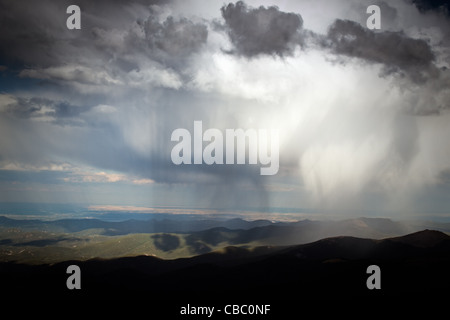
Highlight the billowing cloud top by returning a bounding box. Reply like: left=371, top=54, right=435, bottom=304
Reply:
left=0, top=0, right=450, bottom=217
left=220, top=1, right=304, bottom=57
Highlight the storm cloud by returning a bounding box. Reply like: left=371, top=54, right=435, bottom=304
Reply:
left=1, top=0, right=450, bottom=216
left=220, top=1, right=304, bottom=57
left=412, top=0, right=450, bottom=16
left=0, top=0, right=208, bottom=92
left=324, top=19, right=438, bottom=83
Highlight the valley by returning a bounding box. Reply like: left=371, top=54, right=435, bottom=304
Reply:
left=0, top=216, right=449, bottom=264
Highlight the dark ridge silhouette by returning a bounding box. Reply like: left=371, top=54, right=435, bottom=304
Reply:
left=389, top=229, right=450, bottom=247
left=0, top=229, right=449, bottom=302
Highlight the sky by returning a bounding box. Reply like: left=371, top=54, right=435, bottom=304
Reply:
left=0, top=0, right=450, bottom=219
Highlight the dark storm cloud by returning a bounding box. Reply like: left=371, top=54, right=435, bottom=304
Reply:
left=121, top=14, right=208, bottom=70
left=0, top=0, right=117, bottom=67
left=1, top=0, right=449, bottom=213
left=0, top=0, right=58, bottom=67
left=218, top=1, right=439, bottom=85
left=324, top=19, right=437, bottom=83
left=377, top=1, right=398, bottom=21
left=220, top=1, right=304, bottom=57
left=412, top=0, right=450, bottom=16
left=0, top=0, right=206, bottom=73
left=143, top=16, right=208, bottom=56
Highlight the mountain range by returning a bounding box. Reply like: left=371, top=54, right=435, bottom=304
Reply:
left=1, top=214, right=450, bottom=308
left=1, top=216, right=450, bottom=264
left=1, top=229, right=449, bottom=304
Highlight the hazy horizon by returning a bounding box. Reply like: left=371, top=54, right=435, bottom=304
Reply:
left=0, top=201, right=449, bottom=223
